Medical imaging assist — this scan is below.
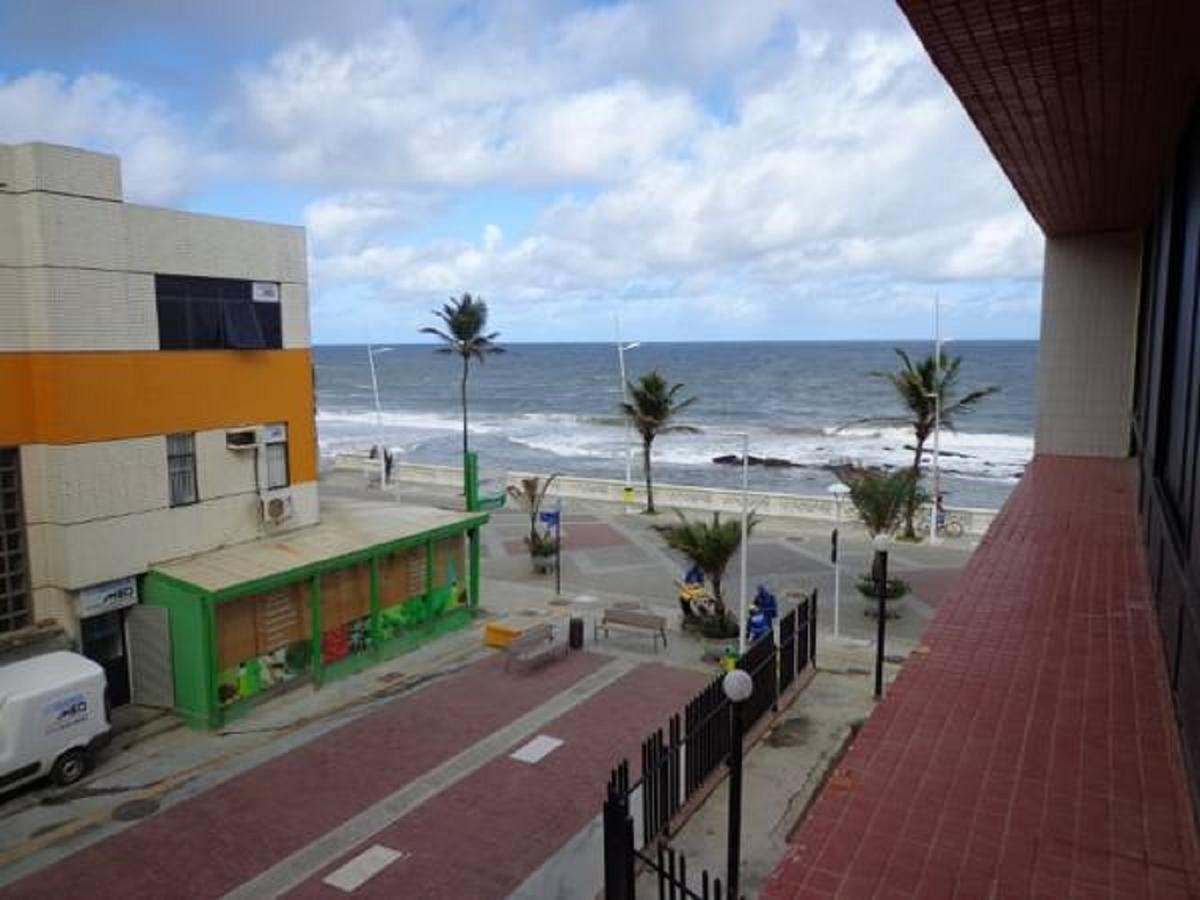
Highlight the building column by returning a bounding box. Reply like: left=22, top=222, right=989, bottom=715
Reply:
left=1035, top=230, right=1142, bottom=457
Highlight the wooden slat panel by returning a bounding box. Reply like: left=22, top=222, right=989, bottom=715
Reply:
left=378, top=547, right=426, bottom=607
left=255, top=587, right=304, bottom=653
left=320, top=564, right=370, bottom=629
left=216, top=597, right=257, bottom=670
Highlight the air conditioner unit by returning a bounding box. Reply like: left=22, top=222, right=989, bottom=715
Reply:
left=227, top=427, right=262, bottom=451
left=259, top=490, right=294, bottom=525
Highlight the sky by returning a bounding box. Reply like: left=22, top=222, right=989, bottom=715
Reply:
left=0, top=0, right=1044, bottom=344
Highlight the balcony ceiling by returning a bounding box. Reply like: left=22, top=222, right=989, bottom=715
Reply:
left=898, top=0, right=1200, bottom=236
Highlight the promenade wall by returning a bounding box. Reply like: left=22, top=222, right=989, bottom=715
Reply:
left=331, top=455, right=999, bottom=537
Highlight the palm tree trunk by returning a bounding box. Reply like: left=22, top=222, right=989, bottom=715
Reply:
left=904, top=437, right=926, bottom=538
left=643, top=439, right=655, bottom=514
left=460, top=356, right=470, bottom=458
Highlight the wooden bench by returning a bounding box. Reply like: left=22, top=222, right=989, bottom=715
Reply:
left=503, top=623, right=568, bottom=671
left=594, top=608, right=668, bottom=650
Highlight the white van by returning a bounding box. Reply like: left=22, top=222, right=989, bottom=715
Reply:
left=0, top=651, right=111, bottom=792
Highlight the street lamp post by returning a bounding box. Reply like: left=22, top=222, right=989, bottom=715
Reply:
left=929, top=295, right=942, bottom=544
left=718, top=431, right=751, bottom=656
left=827, top=483, right=850, bottom=639
left=722, top=668, right=753, bottom=900
left=872, top=534, right=889, bottom=699
left=614, top=316, right=640, bottom=513
left=367, top=345, right=393, bottom=489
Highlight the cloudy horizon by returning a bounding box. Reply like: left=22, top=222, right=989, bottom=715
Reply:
left=0, top=0, right=1043, bottom=344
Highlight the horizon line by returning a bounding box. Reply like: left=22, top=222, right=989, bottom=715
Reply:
left=313, top=337, right=1041, bottom=347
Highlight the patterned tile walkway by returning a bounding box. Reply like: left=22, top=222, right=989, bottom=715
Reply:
left=764, top=457, right=1200, bottom=899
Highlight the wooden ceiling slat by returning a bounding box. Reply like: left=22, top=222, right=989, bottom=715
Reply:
left=898, top=0, right=1200, bottom=236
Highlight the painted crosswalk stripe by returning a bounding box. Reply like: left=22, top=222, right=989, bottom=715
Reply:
left=322, top=846, right=407, bottom=892
left=510, top=735, right=564, bottom=763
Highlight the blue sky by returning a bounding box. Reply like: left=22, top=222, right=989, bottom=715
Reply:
left=0, top=1, right=1043, bottom=344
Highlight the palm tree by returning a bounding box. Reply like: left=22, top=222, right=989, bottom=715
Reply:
left=507, top=474, right=561, bottom=560
left=621, top=370, right=698, bottom=513
left=657, top=511, right=757, bottom=629
left=872, top=349, right=997, bottom=537
left=420, top=294, right=503, bottom=456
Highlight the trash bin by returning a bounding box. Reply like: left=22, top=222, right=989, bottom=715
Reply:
left=569, top=617, right=584, bottom=650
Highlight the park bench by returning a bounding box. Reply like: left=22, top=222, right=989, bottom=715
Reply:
left=594, top=607, right=668, bottom=650
left=503, top=623, right=568, bottom=671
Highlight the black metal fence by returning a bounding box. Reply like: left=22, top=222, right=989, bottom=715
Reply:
left=603, top=593, right=817, bottom=899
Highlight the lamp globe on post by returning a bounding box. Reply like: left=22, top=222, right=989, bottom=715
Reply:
left=722, top=667, right=753, bottom=900
left=872, top=533, right=890, bottom=699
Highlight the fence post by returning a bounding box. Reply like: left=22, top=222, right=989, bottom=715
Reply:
left=604, top=762, right=635, bottom=900
left=809, top=587, right=818, bottom=667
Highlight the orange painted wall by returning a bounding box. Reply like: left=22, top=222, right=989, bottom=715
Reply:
left=0, top=350, right=317, bottom=482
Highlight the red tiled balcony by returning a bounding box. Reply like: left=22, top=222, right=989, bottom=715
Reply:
left=764, top=456, right=1200, bottom=898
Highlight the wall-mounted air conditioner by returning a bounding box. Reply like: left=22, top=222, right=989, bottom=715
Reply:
left=226, top=427, right=261, bottom=451
left=259, top=489, right=294, bottom=525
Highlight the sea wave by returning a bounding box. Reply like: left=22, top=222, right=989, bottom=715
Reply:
left=316, top=404, right=1032, bottom=482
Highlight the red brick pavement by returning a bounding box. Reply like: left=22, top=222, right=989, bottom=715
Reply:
left=503, top=522, right=630, bottom=556
left=764, top=457, right=1200, bottom=899
left=2, top=652, right=609, bottom=900
left=289, top=662, right=708, bottom=899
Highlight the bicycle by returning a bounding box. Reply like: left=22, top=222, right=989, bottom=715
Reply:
left=918, top=508, right=965, bottom=539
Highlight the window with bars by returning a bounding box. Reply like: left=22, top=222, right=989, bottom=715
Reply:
left=167, top=433, right=198, bottom=506
left=0, top=448, right=30, bottom=633
left=264, top=424, right=289, bottom=490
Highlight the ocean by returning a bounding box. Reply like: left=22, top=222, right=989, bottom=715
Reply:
left=313, top=341, right=1037, bottom=510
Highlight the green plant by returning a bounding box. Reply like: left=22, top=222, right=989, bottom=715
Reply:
left=855, top=574, right=911, bottom=600
left=621, top=370, right=698, bottom=513
left=840, top=467, right=925, bottom=538
left=868, top=349, right=997, bottom=537
left=526, top=530, right=559, bottom=557
left=656, top=511, right=757, bottom=624
left=419, top=293, right=504, bottom=456
left=697, top=609, right=740, bottom=639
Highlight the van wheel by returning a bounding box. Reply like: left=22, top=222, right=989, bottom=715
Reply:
left=51, top=749, right=87, bottom=787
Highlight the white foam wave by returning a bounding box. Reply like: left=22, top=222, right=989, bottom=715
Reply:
left=317, top=405, right=1033, bottom=482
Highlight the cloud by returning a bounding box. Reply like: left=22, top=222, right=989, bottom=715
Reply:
left=0, top=71, right=205, bottom=204
left=305, top=23, right=1042, bottom=337
left=235, top=19, right=702, bottom=190
left=0, top=2, right=1043, bottom=341
left=303, top=190, right=444, bottom=251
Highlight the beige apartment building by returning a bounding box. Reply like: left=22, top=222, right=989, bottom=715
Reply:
left=1, top=142, right=485, bottom=726
left=0, top=141, right=319, bottom=703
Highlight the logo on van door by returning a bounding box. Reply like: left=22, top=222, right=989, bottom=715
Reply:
left=43, top=694, right=89, bottom=734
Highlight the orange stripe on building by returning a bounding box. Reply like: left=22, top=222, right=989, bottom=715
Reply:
left=0, top=350, right=317, bottom=482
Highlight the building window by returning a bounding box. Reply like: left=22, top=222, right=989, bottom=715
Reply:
left=155, top=275, right=282, bottom=351
left=0, top=448, right=30, bottom=634
left=167, top=433, right=198, bottom=506
left=264, top=424, right=289, bottom=490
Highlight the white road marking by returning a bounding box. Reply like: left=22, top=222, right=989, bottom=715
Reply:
left=322, top=845, right=407, bottom=892
left=510, top=735, right=564, bottom=764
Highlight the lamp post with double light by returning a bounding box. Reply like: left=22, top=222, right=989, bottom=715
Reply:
left=615, top=316, right=640, bottom=512
left=367, top=345, right=393, bottom=488
left=827, top=482, right=850, bottom=639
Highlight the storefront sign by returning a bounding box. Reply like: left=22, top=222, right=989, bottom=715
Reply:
left=79, top=577, right=138, bottom=618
